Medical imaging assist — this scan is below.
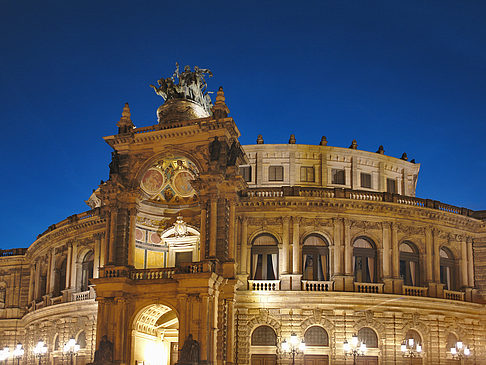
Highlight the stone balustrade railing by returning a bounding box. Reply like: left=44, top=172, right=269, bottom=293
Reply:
left=243, top=187, right=484, bottom=219
left=443, top=289, right=465, bottom=301
left=248, top=280, right=280, bottom=291
left=0, top=248, right=27, bottom=257
left=131, top=268, right=176, bottom=280
left=302, top=280, right=334, bottom=291
left=403, top=285, right=428, bottom=297
left=72, top=290, right=96, bottom=302
left=354, top=282, right=384, bottom=294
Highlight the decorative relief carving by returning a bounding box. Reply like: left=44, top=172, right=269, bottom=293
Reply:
left=350, top=220, right=381, bottom=230
left=396, top=224, right=426, bottom=236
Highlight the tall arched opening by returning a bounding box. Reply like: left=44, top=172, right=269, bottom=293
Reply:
left=132, top=304, right=179, bottom=365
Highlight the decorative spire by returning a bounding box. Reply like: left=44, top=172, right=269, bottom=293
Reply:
left=211, top=86, right=230, bottom=119
left=349, top=139, right=358, bottom=149
left=401, top=152, right=408, bottom=161
left=117, top=103, right=134, bottom=134
left=289, top=134, right=296, bottom=144
left=256, top=135, right=264, bottom=144
left=376, top=145, right=385, bottom=154
left=320, top=136, right=328, bottom=146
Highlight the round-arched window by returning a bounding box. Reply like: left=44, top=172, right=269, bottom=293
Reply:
left=303, top=235, right=329, bottom=281
left=251, top=234, right=279, bottom=280
left=353, top=237, right=377, bottom=283
left=399, top=242, right=419, bottom=286
left=358, top=327, right=378, bottom=348
left=251, top=325, right=277, bottom=346
left=304, top=326, right=329, bottom=346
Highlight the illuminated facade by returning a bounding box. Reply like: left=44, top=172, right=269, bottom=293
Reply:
left=0, top=70, right=485, bottom=365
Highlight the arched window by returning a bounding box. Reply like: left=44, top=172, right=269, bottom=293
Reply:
left=77, top=331, right=87, bottom=348
left=302, top=235, right=329, bottom=281
left=405, top=329, right=422, bottom=348
left=53, top=334, right=59, bottom=351
left=251, top=325, right=277, bottom=346
left=353, top=237, right=377, bottom=283
left=358, top=327, right=378, bottom=348
left=304, top=326, right=329, bottom=346
left=81, top=252, right=94, bottom=292
left=440, top=248, right=455, bottom=290
left=446, top=333, right=457, bottom=351
left=251, top=234, right=278, bottom=280
left=399, top=242, right=420, bottom=286
left=53, top=258, right=67, bottom=297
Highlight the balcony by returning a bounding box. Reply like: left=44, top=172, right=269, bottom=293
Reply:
left=302, top=280, right=334, bottom=292
left=403, top=285, right=428, bottom=297
left=354, top=282, right=384, bottom=294
left=443, top=289, right=465, bottom=301
left=248, top=280, right=280, bottom=291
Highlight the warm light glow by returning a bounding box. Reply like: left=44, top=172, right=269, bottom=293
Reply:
left=451, top=348, right=457, bottom=355
left=144, top=341, right=165, bottom=365
left=456, top=341, right=463, bottom=350
left=360, top=343, right=367, bottom=353
left=282, top=340, right=289, bottom=352
left=351, top=334, right=359, bottom=347
left=464, top=347, right=470, bottom=356
left=63, top=338, right=80, bottom=354
left=290, top=333, right=299, bottom=346
left=343, top=341, right=350, bottom=353
left=408, top=338, right=414, bottom=347
left=33, top=340, right=47, bottom=356
left=299, top=340, right=306, bottom=352
left=401, top=343, right=407, bottom=352
left=0, top=347, right=9, bottom=361
left=13, top=344, right=23, bottom=358
left=416, top=344, right=422, bottom=353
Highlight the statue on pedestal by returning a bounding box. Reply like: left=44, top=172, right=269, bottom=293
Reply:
left=177, top=334, right=200, bottom=365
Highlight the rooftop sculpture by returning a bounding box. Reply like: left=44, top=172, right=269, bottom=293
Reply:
left=151, top=63, right=213, bottom=115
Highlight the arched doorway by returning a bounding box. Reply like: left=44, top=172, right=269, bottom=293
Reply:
left=132, top=304, right=179, bottom=365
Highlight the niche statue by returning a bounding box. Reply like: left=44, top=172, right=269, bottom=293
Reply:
left=89, top=335, right=114, bottom=364
left=177, top=334, right=200, bottom=365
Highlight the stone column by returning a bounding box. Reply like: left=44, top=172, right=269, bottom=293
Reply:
left=70, top=242, right=78, bottom=290
left=292, top=217, right=301, bottom=274
left=47, top=248, right=56, bottom=295
left=34, top=260, right=41, bottom=300
left=467, top=237, right=474, bottom=287
left=344, top=219, right=352, bottom=275
left=425, top=228, right=433, bottom=282
left=282, top=217, right=290, bottom=274
left=382, top=223, right=391, bottom=278
left=461, top=238, right=468, bottom=288
left=209, top=196, right=218, bottom=257
left=391, top=223, right=399, bottom=278
left=108, top=210, right=117, bottom=264
left=93, top=234, right=101, bottom=278
left=200, top=202, right=208, bottom=260
left=100, top=233, right=107, bottom=268
left=127, top=208, right=137, bottom=267
left=240, top=217, right=248, bottom=275
left=433, top=230, right=440, bottom=283
left=225, top=299, right=236, bottom=365
left=333, top=218, right=343, bottom=275
left=28, top=265, right=35, bottom=303
left=228, top=200, right=236, bottom=260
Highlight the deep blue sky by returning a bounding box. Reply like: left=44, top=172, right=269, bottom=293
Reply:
left=1, top=1, right=485, bottom=249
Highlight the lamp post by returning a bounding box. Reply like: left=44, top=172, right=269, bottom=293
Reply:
left=450, top=341, right=471, bottom=364
left=63, top=338, right=80, bottom=365
left=401, top=338, right=422, bottom=364
left=33, top=340, right=47, bottom=365
left=13, top=344, right=24, bottom=365
left=343, top=334, right=367, bottom=365
left=281, top=332, right=306, bottom=365
left=0, top=347, right=9, bottom=365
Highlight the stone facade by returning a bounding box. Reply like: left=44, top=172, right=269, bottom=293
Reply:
left=0, top=84, right=485, bottom=365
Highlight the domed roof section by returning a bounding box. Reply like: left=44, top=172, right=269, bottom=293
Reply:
left=150, top=63, right=214, bottom=124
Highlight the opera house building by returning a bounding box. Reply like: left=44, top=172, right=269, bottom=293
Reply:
left=0, top=67, right=485, bottom=365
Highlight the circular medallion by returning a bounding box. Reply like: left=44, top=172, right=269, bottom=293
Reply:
left=172, top=170, right=195, bottom=197
left=141, top=168, right=164, bottom=195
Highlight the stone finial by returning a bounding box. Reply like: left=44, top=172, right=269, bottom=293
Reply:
left=289, top=134, right=296, bottom=144
left=376, top=145, right=385, bottom=154
left=116, top=103, right=134, bottom=134
left=410, top=159, right=416, bottom=164
left=319, top=136, right=328, bottom=146
left=349, top=139, right=358, bottom=149
left=401, top=152, right=408, bottom=161
left=211, top=86, right=230, bottom=119
left=256, top=135, right=264, bottom=144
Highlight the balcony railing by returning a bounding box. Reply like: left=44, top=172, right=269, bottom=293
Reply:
left=403, top=285, right=428, bottom=297
left=443, top=289, right=465, bottom=301
left=72, top=290, right=96, bottom=302
left=354, top=282, right=384, bottom=294
left=302, top=280, right=334, bottom=291
left=248, top=280, right=280, bottom=291
left=131, top=267, right=176, bottom=280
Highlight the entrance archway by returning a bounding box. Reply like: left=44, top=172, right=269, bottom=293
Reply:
left=132, top=304, right=179, bottom=365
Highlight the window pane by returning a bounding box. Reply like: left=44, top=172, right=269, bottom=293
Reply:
left=332, top=169, right=345, bottom=185
left=239, top=166, right=251, bottom=182
left=269, top=166, right=283, bottom=181
left=301, top=166, right=315, bottom=182
left=251, top=326, right=277, bottom=346
left=387, top=178, right=396, bottom=193
left=358, top=327, right=378, bottom=348
left=360, top=173, right=372, bottom=188
left=304, top=326, right=329, bottom=346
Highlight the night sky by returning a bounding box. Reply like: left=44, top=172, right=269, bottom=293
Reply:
left=1, top=1, right=485, bottom=249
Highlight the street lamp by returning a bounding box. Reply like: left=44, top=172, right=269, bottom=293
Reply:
left=63, top=338, right=80, bottom=365
left=281, top=332, right=306, bottom=365
left=13, top=344, right=24, bottom=365
left=343, top=334, right=367, bottom=365
left=0, top=347, right=9, bottom=364
left=401, top=338, right=422, bottom=364
left=33, top=340, right=47, bottom=365
left=450, top=341, right=471, bottom=364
